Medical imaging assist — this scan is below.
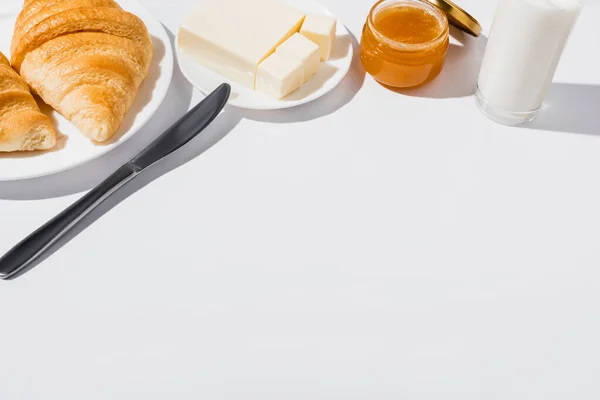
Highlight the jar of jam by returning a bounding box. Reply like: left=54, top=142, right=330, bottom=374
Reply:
left=361, top=0, right=480, bottom=89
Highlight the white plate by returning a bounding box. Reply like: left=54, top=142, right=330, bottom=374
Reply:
left=176, top=0, right=353, bottom=110
left=0, top=0, right=174, bottom=181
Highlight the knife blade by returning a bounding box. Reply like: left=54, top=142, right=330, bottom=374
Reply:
left=0, top=83, right=231, bottom=280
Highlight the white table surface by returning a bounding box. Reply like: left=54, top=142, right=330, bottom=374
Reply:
left=1, top=0, right=600, bottom=398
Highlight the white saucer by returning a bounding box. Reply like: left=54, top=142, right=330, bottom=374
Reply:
left=175, top=0, right=354, bottom=110
left=0, top=0, right=174, bottom=181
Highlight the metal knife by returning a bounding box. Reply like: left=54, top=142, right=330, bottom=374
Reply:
left=0, top=83, right=231, bottom=281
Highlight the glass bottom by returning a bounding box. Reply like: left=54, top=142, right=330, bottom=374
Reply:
left=475, top=86, right=540, bottom=126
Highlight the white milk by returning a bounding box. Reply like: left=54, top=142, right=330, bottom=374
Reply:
left=476, top=0, right=583, bottom=125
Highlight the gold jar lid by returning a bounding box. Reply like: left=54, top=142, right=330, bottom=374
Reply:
left=425, top=0, right=481, bottom=37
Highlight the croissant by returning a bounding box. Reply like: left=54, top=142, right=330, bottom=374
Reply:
left=0, top=51, right=56, bottom=152
left=11, top=0, right=153, bottom=142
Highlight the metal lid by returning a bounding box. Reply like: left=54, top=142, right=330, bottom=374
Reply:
left=425, top=0, right=481, bottom=37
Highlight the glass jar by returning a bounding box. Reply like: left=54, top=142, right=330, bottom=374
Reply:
left=360, top=0, right=450, bottom=88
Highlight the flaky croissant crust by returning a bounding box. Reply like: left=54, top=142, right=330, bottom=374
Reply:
left=0, top=51, right=56, bottom=152
left=11, top=0, right=153, bottom=142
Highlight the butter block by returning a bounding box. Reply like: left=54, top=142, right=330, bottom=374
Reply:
left=276, top=33, right=321, bottom=82
left=256, top=52, right=304, bottom=99
left=179, top=0, right=306, bottom=88
left=300, top=14, right=337, bottom=61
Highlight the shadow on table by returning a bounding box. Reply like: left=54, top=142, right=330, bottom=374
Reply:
left=0, top=26, right=243, bottom=280
left=2, top=108, right=241, bottom=280
left=390, top=28, right=488, bottom=99
left=517, top=83, right=600, bottom=136
left=237, top=30, right=366, bottom=124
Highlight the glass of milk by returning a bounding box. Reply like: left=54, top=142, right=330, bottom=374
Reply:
left=476, top=0, right=584, bottom=125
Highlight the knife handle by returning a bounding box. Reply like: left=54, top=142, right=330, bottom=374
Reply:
left=0, top=84, right=231, bottom=280
left=0, top=164, right=139, bottom=280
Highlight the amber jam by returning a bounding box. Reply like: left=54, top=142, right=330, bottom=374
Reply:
left=360, top=0, right=449, bottom=88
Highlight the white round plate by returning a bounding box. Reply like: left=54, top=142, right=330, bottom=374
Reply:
left=176, top=0, right=353, bottom=110
left=0, top=0, right=174, bottom=181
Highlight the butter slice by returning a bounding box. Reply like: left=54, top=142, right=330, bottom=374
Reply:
left=179, top=0, right=306, bottom=88
left=300, top=14, right=337, bottom=61
left=276, top=33, right=321, bottom=82
left=256, top=52, right=304, bottom=99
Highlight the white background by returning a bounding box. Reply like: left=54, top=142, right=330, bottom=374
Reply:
left=2, top=0, right=600, bottom=398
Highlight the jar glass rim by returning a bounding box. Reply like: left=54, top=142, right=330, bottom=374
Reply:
left=367, top=0, right=449, bottom=52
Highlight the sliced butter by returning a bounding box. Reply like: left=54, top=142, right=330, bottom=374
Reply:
left=300, top=13, right=337, bottom=61
left=276, top=33, right=321, bottom=83
left=256, top=52, right=304, bottom=99
left=178, top=0, right=306, bottom=88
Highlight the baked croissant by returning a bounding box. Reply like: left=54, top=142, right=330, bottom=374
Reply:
left=0, top=51, right=56, bottom=152
left=11, top=0, right=153, bottom=142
